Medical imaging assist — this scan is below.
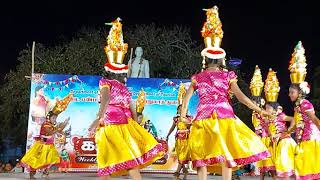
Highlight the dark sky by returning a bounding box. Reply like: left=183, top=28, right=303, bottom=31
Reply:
left=0, top=0, right=319, bottom=109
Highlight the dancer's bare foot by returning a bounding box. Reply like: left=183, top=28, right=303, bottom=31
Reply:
left=173, top=172, right=180, bottom=180
left=29, top=171, right=36, bottom=179
left=42, top=170, right=49, bottom=179
left=182, top=168, right=188, bottom=180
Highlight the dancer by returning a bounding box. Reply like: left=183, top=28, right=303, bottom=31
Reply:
left=264, top=68, right=296, bottom=179
left=180, top=46, right=271, bottom=180
left=249, top=66, right=276, bottom=180
left=89, top=18, right=164, bottom=180
left=181, top=5, right=271, bottom=180
left=286, top=41, right=320, bottom=180
left=265, top=103, right=296, bottom=179
left=166, top=83, right=193, bottom=180
left=166, top=105, right=192, bottom=180
left=136, top=89, right=146, bottom=126
left=21, top=93, right=72, bottom=179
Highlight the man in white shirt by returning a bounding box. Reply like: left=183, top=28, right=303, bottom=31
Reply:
left=127, top=47, right=150, bottom=78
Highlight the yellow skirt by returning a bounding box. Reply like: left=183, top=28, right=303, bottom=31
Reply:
left=189, top=116, right=270, bottom=173
left=294, top=139, right=320, bottom=180
left=256, top=137, right=275, bottom=173
left=272, top=137, right=296, bottom=177
left=21, top=140, right=60, bottom=171
left=95, top=119, right=164, bottom=176
left=175, top=138, right=190, bottom=164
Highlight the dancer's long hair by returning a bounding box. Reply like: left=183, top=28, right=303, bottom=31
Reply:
left=204, top=57, right=228, bottom=70
left=102, top=71, right=127, bottom=84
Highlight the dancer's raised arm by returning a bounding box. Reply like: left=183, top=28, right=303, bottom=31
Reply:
left=230, top=81, right=270, bottom=116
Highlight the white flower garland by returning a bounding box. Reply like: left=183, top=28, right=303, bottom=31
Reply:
left=299, top=81, right=310, bottom=95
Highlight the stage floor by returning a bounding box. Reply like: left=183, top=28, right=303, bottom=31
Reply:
left=0, top=173, right=274, bottom=179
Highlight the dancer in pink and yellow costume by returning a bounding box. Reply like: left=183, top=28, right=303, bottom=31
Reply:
left=286, top=41, right=320, bottom=180
left=21, top=93, right=72, bottom=179
left=181, top=6, right=271, bottom=180
left=264, top=68, right=296, bottom=179
left=166, top=83, right=193, bottom=180
left=249, top=66, right=276, bottom=180
left=89, top=18, right=164, bottom=180
left=181, top=46, right=271, bottom=180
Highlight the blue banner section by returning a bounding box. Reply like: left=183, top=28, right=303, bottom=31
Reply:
left=27, top=74, right=199, bottom=172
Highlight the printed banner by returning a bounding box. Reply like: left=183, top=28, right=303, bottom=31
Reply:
left=26, top=74, right=198, bottom=173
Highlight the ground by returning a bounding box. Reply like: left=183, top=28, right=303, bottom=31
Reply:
left=0, top=173, right=274, bottom=179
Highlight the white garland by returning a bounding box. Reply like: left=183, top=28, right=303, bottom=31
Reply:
left=260, top=98, right=266, bottom=106
left=299, top=81, right=310, bottom=95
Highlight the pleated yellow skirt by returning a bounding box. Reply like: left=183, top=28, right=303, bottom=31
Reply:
left=294, top=139, right=320, bottom=180
left=256, top=137, right=275, bottom=173
left=21, top=140, right=60, bottom=171
left=175, top=138, right=190, bottom=164
left=272, top=137, right=296, bottom=177
left=189, top=116, right=270, bottom=174
left=95, top=119, right=165, bottom=176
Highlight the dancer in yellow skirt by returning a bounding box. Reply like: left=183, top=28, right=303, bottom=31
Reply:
left=249, top=65, right=276, bottom=180
left=288, top=85, right=320, bottom=180
left=90, top=74, right=164, bottom=179
left=21, top=100, right=71, bottom=179
left=264, top=68, right=296, bottom=179
left=288, top=88, right=320, bottom=180
left=166, top=105, right=193, bottom=180
left=265, top=103, right=296, bottom=179
left=181, top=46, right=271, bottom=180
left=89, top=18, right=164, bottom=180
left=251, top=100, right=276, bottom=179
left=286, top=41, right=320, bottom=180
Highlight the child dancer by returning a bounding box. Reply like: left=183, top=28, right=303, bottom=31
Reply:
left=264, top=68, right=296, bottom=179
left=166, top=104, right=192, bottom=180
left=249, top=66, right=276, bottom=180
left=21, top=93, right=72, bottom=179
left=287, top=41, right=320, bottom=180
left=89, top=18, right=164, bottom=180
left=181, top=46, right=271, bottom=180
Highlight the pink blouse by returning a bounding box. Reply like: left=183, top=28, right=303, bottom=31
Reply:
left=173, top=115, right=192, bottom=140
left=191, top=70, right=237, bottom=120
left=269, top=112, right=288, bottom=139
left=99, top=78, right=132, bottom=125
left=295, top=99, right=320, bottom=141
left=252, top=113, right=269, bottom=138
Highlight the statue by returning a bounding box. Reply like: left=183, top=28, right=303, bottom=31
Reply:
left=128, top=47, right=150, bottom=78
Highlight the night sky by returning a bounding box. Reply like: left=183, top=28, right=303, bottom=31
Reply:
left=0, top=0, right=319, bottom=110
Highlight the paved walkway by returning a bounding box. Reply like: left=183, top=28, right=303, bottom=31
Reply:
left=0, top=173, right=272, bottom=180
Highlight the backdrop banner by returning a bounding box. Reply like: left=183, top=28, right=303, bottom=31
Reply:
left=26, top=73, right=198, bottom=173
